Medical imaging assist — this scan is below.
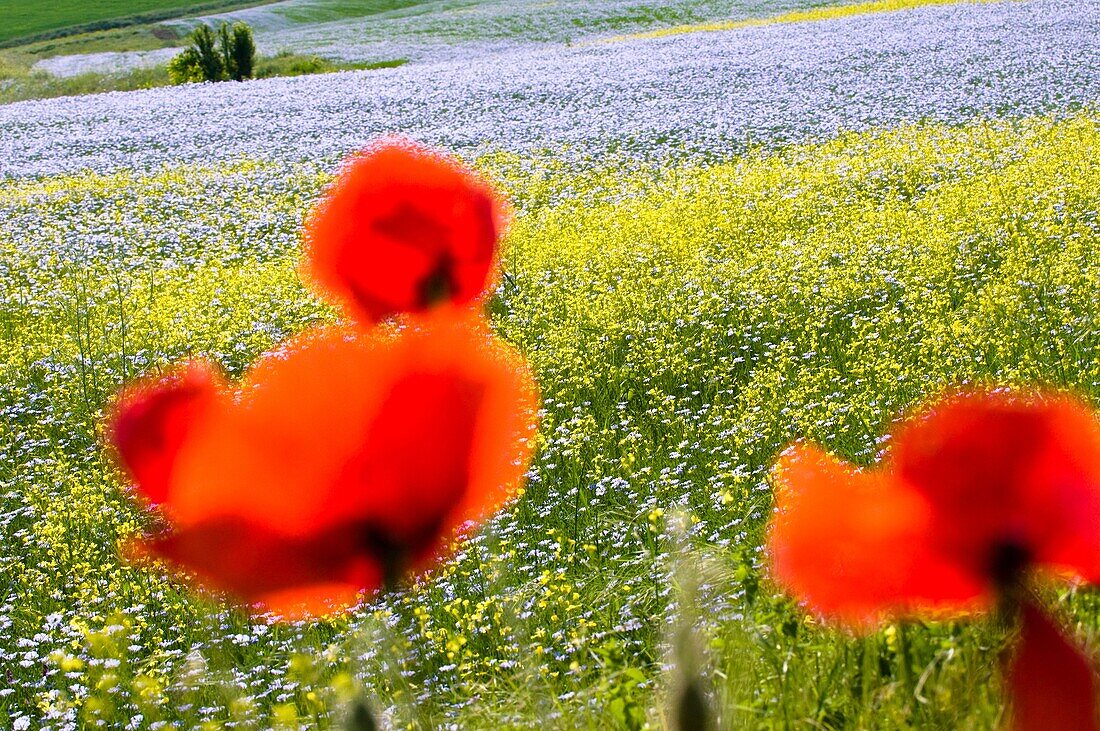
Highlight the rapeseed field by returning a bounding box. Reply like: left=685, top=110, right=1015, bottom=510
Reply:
left=2, top=109, right=1098, bottom=727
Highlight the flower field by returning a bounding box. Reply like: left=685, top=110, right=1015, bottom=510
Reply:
left=30, top=0, right=849, bottom=78
left=2, top=0, right=1100, bottom=729
left=6, top=0, right=1099, bottom=178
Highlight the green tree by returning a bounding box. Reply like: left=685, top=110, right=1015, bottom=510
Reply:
left=166, top=46, right=204, bottom=84
left=167, top=21, right=256, bottom=85
left=229, top=22, right=256, bottom=81
left=218, top=22, right=235, bottom=80
left=191, top=23, right=223, bottom=82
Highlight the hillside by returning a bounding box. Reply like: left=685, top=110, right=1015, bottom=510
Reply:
left=0, top=0, right=278, bottom=46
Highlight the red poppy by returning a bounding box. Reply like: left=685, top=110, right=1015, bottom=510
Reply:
left=768, top=444, right=977, bottom=626
left=1007, top=601, right=1098, bottom=731
left=891, top=390, right=1100, bottom=592
left=108, top=313, right=538, bottom=619
left=769, top=389, right=1100, bottom=623
left=303, top=137, right=509, bottom=326
left=108, top=361, right=221, bottom=507
left=767, top=389, right=1100, bottom=728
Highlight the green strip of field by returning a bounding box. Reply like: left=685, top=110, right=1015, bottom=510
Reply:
left=602, top=0, right=1000, bottom=43
left=0, top=0, right=278, bottom=46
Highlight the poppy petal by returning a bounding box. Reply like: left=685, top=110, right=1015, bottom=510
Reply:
left=124, top=314, right=538, bottom=617
left=107, top=361, right=221, bottom=506
left=167, top=327, right=390, bottom=532
left=303, top=138, right=508, bottom=324
left=169, top=315, right=535, bottom=537
left=333, top=369, right=483, bottom=555
left=132, top=517, right=381, bottom=619
left=768, top=444, right=983, bottom=627
left=1007, top=600, right=1099, bottom=731
left=1026, top=397, right=1100, bottom=581
left=893, top=390, right=1100, bottom=585
left=307, top=313, right=539, bottom=572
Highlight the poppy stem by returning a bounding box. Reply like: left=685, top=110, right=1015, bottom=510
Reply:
left=996, top=592, right=1023, bottom=631
left=381, top=551, right=408, bottom=595
left=860, top=634, right=876, bottom=711
left=345, top=695, right=379, bottom=731
left=896, top=623, right=915, bottom=709
left=994, top=577, right=1031, bottom=633
left=667, top=512, right=715, bottom=731
left=989, top=539, right=1032, bottom=631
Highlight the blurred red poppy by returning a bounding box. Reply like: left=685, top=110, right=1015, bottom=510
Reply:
left=303, top=137, right=510, bottom=326
left=768, top=444, right=977, bottom=627
left=108, top=361, right=221, bottom=507
left=1007, top=600, right=1098, bottom=731
left=891, top=390, right=1100, bottom=591
left=109, top=313, right=538, bottom=619
left=768, top=389, right=1100, bottom=624
left=767, top=389, right=1100, bottom=728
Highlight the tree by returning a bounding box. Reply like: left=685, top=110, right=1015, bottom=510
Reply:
left=167, top=21, right=256, bottom=85
left=229, top=22, right=256, bottom=81
left=167, top=47, right=204, bottom=84
left=191, top=23, right=223, bottom=82
left=218, top=22, right=235, bottom=80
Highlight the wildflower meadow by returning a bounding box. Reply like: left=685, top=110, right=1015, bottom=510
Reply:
left=2, top=0, right=1100, bottom=729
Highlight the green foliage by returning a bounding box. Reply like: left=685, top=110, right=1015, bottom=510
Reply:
left=254, top=51, right=337, bottom=78
left=190, top=22, right=222, bottom=81
left=167, top=21, right=256, bottom=83
left=2, top=112, right=1099, bottom=727
left=253, top=52, right=406, bottom=79
left=0, top=50, right=400, bottom=104
left=166, top=45, right=203, bottom=83
left=218, top=21, right=234, bottom=79
left=0, top=64, right=172, bottom=104
left=228, top=21, right=255, bottom=80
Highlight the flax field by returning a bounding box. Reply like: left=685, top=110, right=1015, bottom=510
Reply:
left=2, top=0, right=1100, bottom=729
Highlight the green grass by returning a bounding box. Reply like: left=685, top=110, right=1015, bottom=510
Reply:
left=0, top=0, right=279, bottom=47
left=13, top=26, right=187, bottom=60
left=254, top=52, right=409, bottom=79
left=0, top=65, right=173, bottom=105
left=2, top=111, right=1099, bottom=727
left=0, top=54, right=408, bottom=105
left=269, top=0, right=437, bottom=24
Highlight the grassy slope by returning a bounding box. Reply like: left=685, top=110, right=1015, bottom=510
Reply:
left=2, top=111, right=1098, bottom=728
left=0, top=56, right=408, bottom=106
left=0, top=0, right=279, bottom=45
